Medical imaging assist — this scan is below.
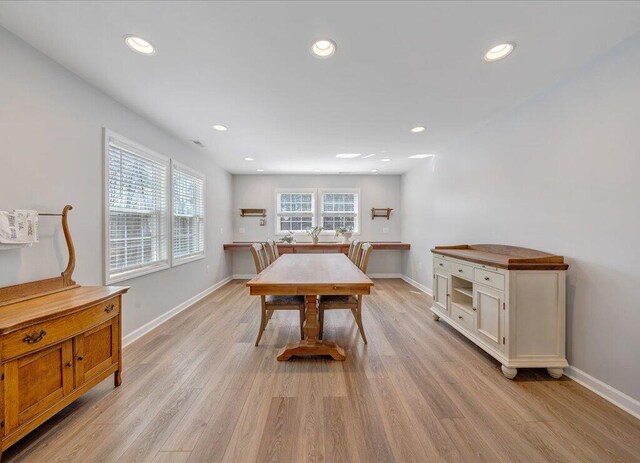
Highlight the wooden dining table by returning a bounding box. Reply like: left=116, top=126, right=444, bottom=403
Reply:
left=246, top=253, right=374, bottom=361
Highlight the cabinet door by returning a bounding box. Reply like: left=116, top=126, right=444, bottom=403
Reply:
left=474, top=285, right=504, bottom=348
left=433, top=272, right=450, bottom=314
left=74, top=318, right=118, bottom=388
left=4, top=340, right=73, bottom=433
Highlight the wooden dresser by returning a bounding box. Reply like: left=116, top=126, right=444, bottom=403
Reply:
left=431, top=244, right=568, bottom=379
left=0, top=205, right=128, bottom=457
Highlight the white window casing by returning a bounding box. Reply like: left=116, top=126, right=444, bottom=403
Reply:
left=172, top=161, right=205, bottom=265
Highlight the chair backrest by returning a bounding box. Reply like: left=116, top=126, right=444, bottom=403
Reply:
left=357, top=242, right=373, bottom=273
left=250, top=243, right=269, bottom=273
left=265, top=239, right=279, bottom=263
left=348, top=239, right=361, bottom=263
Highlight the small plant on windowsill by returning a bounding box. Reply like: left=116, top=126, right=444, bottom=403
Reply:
left=279, top=231, right=296, bottom=244
left=306, top=226, right=323, bottom=245
left=335, top=226, right=353, bottom=244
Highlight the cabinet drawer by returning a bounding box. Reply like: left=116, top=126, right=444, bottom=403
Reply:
left=474, top=269, right=505, bottom=290
left=2, top=297, right=120, bottom=361
left=434, top=257, right=449, bottom=271
left=450, top=262, right=473, bottom=280
left=451, top=305, right=475, bottom=332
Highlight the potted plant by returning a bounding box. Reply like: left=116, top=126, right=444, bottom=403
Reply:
left=279, top=231, right=296, bottom=244
left=335, top=226, right=353, bottom=243
left=306, top=226, right=323, bottom=244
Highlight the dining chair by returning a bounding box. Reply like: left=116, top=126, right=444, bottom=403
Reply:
left=347, top=239, right=361, bottom=263
left=264, top=239, right=279, bottom=263
left=250, top=243, right=305, bottom=346
left=318, top=242, right=373, bottom=343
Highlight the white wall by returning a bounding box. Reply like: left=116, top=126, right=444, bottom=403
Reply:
left=231, top=174, right=403, bottom=276
left=401, top=33, right=640, bottom=402
left=0, top=26, right=233, bottom=337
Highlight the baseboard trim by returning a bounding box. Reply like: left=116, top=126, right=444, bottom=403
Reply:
left=123, top=276, right=233, bottom=347
left=232, top=273, right=255, bottom=279
left=368, top=273, right=403, bottom=278
left=565, top=366, right=640, bottom=420
left=400, top=274, right=433, bottom=296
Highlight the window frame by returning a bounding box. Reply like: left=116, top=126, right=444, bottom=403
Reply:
left=103, top=129, right=171, bottom=284
left=274, top=188, right=317, bottom=235
left=171, top=160, right=206, bottom=267
left=318, top=188, right=361, bottom=235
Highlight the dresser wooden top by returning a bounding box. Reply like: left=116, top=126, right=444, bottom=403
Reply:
left=432, top=244, right=569, bottom=270
left=0, top=286, right=128, bottom=332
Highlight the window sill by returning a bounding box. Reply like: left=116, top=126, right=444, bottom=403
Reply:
left=172, top=253, right=206, bottom=267
left=106, top=261, right=171, bottom=284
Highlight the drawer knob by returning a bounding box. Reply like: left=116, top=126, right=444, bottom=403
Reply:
left=105, top=303, right=115, bottom=313
left=23, top=330, right=46, bottom=344
left=77, top=356, right=84, bottom=361
left=484, top=276, right=490, bottom=281
left=473, top=307, right=477, bottom=311
left=458, top=269, right=463, bottom=272
left=66, top=362, right=72, bottom=368
left=439, top=263, right=443, bottom=266
left=458, top=315, right=463, bottom=320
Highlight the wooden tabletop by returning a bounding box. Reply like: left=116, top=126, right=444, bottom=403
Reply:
left=224, top=241, right=410, bottom=251
left=247, top=253, right=373, bottom=296
left=432, top=244, right=568, bottom=270
left=0, top=286, right=129, bottom=333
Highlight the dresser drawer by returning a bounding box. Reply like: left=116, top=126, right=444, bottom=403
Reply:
left=451, top=305, right=475, bottom=332
left=474, top=269, right=505, bottom=290
left=2, top=297, right=120, bottom=361
left=434, top=257, right=449, bottom=271
left=450, top=261, right=474, bottom=280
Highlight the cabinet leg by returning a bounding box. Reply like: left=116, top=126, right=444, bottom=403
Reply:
left=547, top=368, right=564, bottom=379
left=114, top=370, right=122, bottom=387
left=501, top=365, right=518, bottom=379
left=432, top=312, right=440, bottom=321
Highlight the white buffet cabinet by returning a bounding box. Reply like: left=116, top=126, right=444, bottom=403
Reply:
left=430, top=244, right=569, bottom=379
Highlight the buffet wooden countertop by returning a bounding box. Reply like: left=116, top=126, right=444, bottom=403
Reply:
left=223, top=242, right=410, bottom=251
left=432, top=244, right=568, bottom=270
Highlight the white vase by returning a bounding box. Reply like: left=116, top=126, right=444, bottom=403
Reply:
left=311, top=236, right=319, bottom=245
left=340, top=232, right=353, bottom=243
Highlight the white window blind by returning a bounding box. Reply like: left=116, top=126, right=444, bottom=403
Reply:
left=105, top=132, right=170, bottom=283
left=276, top=191, right=315, bottom=233
left=320, top=190, right=359, bottom=232
left=172, top=163, right=205, bottom=264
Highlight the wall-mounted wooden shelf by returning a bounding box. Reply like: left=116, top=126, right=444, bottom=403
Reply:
left=371, top=208, right=393, bottom=220
left=240, top=208, right=266, bottom=217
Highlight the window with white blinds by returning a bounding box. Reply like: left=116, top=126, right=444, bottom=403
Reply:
left=276, top=190, right=316, bottom=234
left=320, top=190, right=360, bottom=232
left=105, top=131, right=170, bottom=283
left=172, top=162, right=205, bottom=264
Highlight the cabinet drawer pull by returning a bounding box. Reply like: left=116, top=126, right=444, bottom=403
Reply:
left=23, top=330, right=46, bottom=344
left=65, top=362, right=72, bottom=368
left=484, top=276, right=490, bottom=281
left=77, top=356, right=84, bottom=361
left=439, top=263, right=443, bottom=266
left=472, top=307, right=477, bottom=311
left=458, top=315, right=463, bottom=320
left=104, top=303, right=115, bottom=313
left=458, top=269, right=463, bottom=273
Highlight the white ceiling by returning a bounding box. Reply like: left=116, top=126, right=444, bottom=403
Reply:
left=1, top=1, right=640, bottom=175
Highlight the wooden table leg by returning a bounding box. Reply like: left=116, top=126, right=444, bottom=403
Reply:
left=277, top=295, right=346, bottom=361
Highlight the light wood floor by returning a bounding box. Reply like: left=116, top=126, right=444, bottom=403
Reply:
left=4, top=279, right=640, bottom=462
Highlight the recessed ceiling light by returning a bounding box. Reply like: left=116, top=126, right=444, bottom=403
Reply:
left=256, top=168, right=264, bottom=172
left=381, top=158, right=391, bottom=162
left=408, top=154, right=435, bottom=159
left=311, top=39, right=337, bottom=58
left=212, top=125, right=227, bottom=131
left=411, top=126, right=426, bottom=133
left=336, top=153, right=361, bottom=159
left=362, top=154, right=376, bottom=159
left=313, top=169, right=321, bottom=172
left=124, top=35, right=155, bottom=55
left=244, top=157, right=254, bottom=161
left=484, top=43, right=515, bottom=62
left=371, top=169, right=379, bottom=173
